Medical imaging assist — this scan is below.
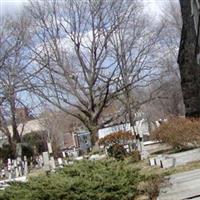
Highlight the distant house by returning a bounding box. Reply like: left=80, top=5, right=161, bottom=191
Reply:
left=62, top=131, right=91, bottom=157
left=0, top=118, right=46, bottom=147
left=98, top=118, right=151, bottom=142
left=0, top=108, right=92, bottom=156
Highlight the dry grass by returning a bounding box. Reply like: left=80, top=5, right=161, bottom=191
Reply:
left=28, top=168, right=46, bottom=178
left=127, top=157, right=200, bottom=176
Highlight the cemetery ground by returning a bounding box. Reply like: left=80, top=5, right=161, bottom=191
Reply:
left=1, top=154, right=200, bottom=200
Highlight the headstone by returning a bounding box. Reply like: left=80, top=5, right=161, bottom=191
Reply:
left=64, top=160, right=69, bottom=165
left=38, top=155, right=44, bottom=168
left=30, top=157, right=33, bottom=169
left=74, top=156, right=83, bottom=161
left=155, top=155, right=163, bottom=166
left=7, top=159, right=12, bottom=180
left=140, top=150, right=149, bottom=160
left=68, top=161, right=74, bottom=165
left=160, top=157, right=176, bottom=169
left=24, top=156, right=28, bottom=175
left=47, top=142, right=53, bottom=154
left=43, top=152, right=50, bottom=171
left=13, top=160, right=19, bottom=178
left=149, top=157, right=156, bottom=166
left=57, top=158, right=63, bottom=168
left=17, top=157, right=22, bottom=177
left=50, top=156, right=56, bottom=170
left=1, top=169, right=5, bottom=178
left=62, top=151, right=66, bottom=158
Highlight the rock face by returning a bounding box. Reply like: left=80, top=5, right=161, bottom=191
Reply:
left=178, top=0, right=200, bottom=117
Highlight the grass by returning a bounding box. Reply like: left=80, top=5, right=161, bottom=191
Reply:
left=126, top=156, right=200, bottom=177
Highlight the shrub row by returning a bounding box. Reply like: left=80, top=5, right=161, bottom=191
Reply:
left=151, top=117, right=200, bottom=150
left=0, top=160, right=160, bottom=200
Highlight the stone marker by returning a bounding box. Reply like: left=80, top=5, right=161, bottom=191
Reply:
left=7, top=159, right=12, bottom=180
left=47, top=142, right=53, bottom=154
left=50, top=156, right=56, bottom=170
left=62, top=151, right=66, bottom=158
left=38, top=155, right=44, bottom=168
left=154, top=148, right=200, bottom=169
left=17, top=157, right=22, bottom=177
left=149, top=157, right=156, bottom=166
left=24, top=156, right=28, bottom=175
left=155, top=155, right=163, bottom=166
left=160, top=157, right=176, bottom=169
left=1, top=169, right=5, bottom=178
left=74, top=156, right=84, bottom=161
left=140, top=150, right=149, bottom=160
left=43, top=152, right=50, bottom=172
left=58, top=158, right=63, bottom=168
left=13, top=160, right=18, bottom=178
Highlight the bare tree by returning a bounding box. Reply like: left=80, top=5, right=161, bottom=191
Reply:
left=0, top=14, right=36, bottom=158
left=27, top=0, right=154, bottom=145
left=109, top=1, right=164, bottom=145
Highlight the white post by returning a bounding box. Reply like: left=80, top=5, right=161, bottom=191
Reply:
left=43, top=152, right=50, bottom=172
left=13, top=159, right=19, bottom=178
left=24, top=156, right=28, bottom=175
left=7, top=158, right=12, bottom=180
left=57, top=158, right=63, bottom=168
left=17, top=157, right=22, bottom=177
left=38, top=155, right=44, bottom=168
left=50, top=156, right=56, bottom=170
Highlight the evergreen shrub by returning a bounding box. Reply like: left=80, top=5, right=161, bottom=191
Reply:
left=0, top=160, right=148, bottom=200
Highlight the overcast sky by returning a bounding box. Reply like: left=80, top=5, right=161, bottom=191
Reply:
left=0, top=0, right=167, bottom=17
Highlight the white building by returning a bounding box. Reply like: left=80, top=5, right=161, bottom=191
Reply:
left=98, top=119, right=150, bottom=141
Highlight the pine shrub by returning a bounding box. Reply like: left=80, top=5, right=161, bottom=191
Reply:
left=0, top=160, right=147, bottom=200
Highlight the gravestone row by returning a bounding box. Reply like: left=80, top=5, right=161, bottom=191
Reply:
left=149, top=148, right=200, bottom=169
left=2, top=156, right=28, bottom=180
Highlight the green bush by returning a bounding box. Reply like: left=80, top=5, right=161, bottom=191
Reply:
left=0, top=144, right=13, bottom=162
left=107, top=144, right=127, bottom=160
left=22, top=132, right=46, bottom=154
left=0, top=160, right=146, bottom=200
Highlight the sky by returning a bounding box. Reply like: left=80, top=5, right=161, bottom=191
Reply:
left=0, top=0, right=28, bottom=16
left=0, top=0, right=167, bottom=17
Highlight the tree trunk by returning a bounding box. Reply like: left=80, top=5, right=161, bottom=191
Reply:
left=7, top=134, right=16, bottom=159
left=178, top=0, right=200, bottom=117
left=90, top=128, right=99, bottom=147
left=10, top=95, right=21, bottom=143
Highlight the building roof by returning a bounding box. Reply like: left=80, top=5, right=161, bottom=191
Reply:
left=0, top=118, right=45, bottom=138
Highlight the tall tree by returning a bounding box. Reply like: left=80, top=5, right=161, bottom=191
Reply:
left=110, top=1, right=163, bottom=140
left=0, top=14, right=35, bottom=158
left=178, top=0, right=200, bottom=117
left=27, top=0, right=159, bottom=145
